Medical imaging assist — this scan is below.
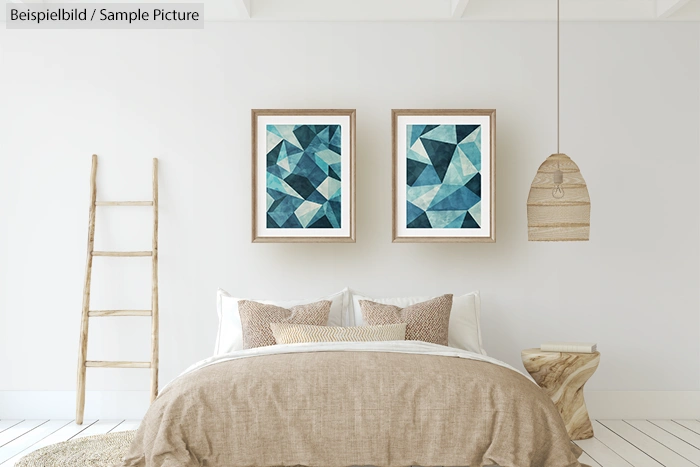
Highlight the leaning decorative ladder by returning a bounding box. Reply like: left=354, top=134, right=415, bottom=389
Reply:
left=75, top=154, right=159, bottom=425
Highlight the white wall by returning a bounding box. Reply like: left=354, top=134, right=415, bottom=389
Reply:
left=1, top=22, right=699, bottom=417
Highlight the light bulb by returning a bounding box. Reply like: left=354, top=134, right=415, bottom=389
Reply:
left=552, top=184, right=564, bottom=199
left=552, top=166, right=564, bottom=199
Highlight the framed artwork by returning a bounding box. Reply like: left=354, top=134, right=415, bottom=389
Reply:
left=392, top=109, right=496, bottom=243
left=252, top=109, right=356, bottom=243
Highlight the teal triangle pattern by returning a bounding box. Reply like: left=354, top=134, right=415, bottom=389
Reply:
left=265, top=124, right=342, bottom=229
left=405, top=124, right=482, bottom=229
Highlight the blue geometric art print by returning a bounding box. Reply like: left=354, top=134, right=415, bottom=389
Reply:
left=266, top=124, right=342, bottom=229
left=406, top=124, right=482, bottom=229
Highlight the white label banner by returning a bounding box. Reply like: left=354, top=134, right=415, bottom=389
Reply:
left=6, top=3, right=204, bottom=29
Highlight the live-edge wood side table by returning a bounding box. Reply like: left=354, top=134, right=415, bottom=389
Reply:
left=521, top=348, right=600, bottom=440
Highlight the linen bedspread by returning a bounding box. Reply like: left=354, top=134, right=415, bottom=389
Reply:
left=119, top=341, right=588, bottom=467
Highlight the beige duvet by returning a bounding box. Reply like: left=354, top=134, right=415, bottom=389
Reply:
left=119, top=342, right=588, bottom=467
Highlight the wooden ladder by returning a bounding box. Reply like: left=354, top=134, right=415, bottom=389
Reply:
left=75, top=154, right=159, bottom=425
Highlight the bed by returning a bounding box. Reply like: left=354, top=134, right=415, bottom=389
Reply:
left=118, top=290, right=588, bottom=467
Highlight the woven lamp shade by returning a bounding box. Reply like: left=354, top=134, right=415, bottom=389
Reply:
left=527, top=153, right=590, bottom=241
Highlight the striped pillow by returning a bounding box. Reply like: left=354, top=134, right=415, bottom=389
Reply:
left=271, top=323, right=407, bottom=344
left=360, top=294, right=452, bottom=346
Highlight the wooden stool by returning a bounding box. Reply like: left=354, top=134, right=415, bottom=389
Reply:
left=521, top=348, right=600, bottom=440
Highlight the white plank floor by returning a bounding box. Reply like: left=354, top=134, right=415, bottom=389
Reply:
left=574, top=420, right=700, bottom=467
left=0, top=419, right=699, bottom=466
left=0, top=419, right=141, bottom=466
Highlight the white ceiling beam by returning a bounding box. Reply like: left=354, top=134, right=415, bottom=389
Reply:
left=216, top=0, right=700, bottom=21
left=251, top=0, right=449, bottom=21
left=656, top=0, right=691, bottom=17
left=462, top=0, right=660, bottom=21
left=234, top=0, right=252, bottom=18
left=451, top=0, right=470, bottom=19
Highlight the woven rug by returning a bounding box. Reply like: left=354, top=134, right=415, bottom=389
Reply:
left=15, top=430, right=136, bottom=467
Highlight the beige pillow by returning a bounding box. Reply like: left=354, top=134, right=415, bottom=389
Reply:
left=271, top=323, right=407, bottom=344
left=359, top=294, right=453, bottom=346
left=238, top=299, right=331, bottom=349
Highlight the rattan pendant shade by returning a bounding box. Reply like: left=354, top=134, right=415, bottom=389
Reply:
left=527, top=0, right=591, bottom=241
left=527, top=153, right=590, bottom=241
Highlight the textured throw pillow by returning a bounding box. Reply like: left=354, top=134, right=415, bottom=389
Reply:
left=271, top=323, right=407, bottom=344
left=350, top=290, right=485, bottom=355
left=215, top=288, right=350, bottom=355
left=238, top=300, right=331, bottom=349
left=360, top=294, right=453, bottom=346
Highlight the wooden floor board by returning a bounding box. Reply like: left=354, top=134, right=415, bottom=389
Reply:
left=676, top=421, right=700, bottom=436
left=0, top=424, right=21, bottom=436
left=579, top=451, right=603, bottom=466
left=625, top=420, right=700, bottom=465
left=0, top=420, right=69, bottom=465
left=600, top=420, right=697, bottom=467
left=111, top=420, right=140, bottom=432
left=650, top=420, right=700, bottom=448
left=0, top=421, right=47, bottom=449
left=71, top=420, right=124, bottom=440
left=1, top=421, right=97, bottom=466
left=590, top=420, right=663, bottom=467
left=575, top=436, right=634, bottom=466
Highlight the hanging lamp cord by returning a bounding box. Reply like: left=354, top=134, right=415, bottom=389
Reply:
left=557, top=0, right=560, bottom=154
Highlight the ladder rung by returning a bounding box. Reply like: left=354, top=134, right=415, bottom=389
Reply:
left=89, top=310, right=152, bottom=317
left=95, top=201, right=153, bottom=206
left=85, top=361, right=151, bottom=368
left=92, top=251, right=153, bottom=257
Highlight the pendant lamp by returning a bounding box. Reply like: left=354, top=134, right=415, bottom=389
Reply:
left=527, top=0, right=590, bottom=241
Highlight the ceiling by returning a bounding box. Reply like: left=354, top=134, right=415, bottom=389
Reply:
left=8, top=0, right=700, bottom=21
left=206, top=0, right=700, bottom=21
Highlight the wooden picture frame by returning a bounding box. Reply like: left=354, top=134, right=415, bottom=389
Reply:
left=252, top=109, right=356, bottom=243
left=392, top=109, right=496, bottom=243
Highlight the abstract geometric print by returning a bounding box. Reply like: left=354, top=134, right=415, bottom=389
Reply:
left=265, top=124, right=342, bottom=229
left=406, top=124, right=482, bottom=229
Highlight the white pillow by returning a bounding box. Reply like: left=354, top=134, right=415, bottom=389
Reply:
left=215, top=288, right=350, bottom=355
left=350, top=290, right=486, bottom=355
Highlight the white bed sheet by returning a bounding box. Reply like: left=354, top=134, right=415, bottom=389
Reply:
left=166, top=340, right=529, bottom=393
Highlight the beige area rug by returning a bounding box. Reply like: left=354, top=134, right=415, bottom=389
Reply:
left=15, top=430, right=136, bottom=467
